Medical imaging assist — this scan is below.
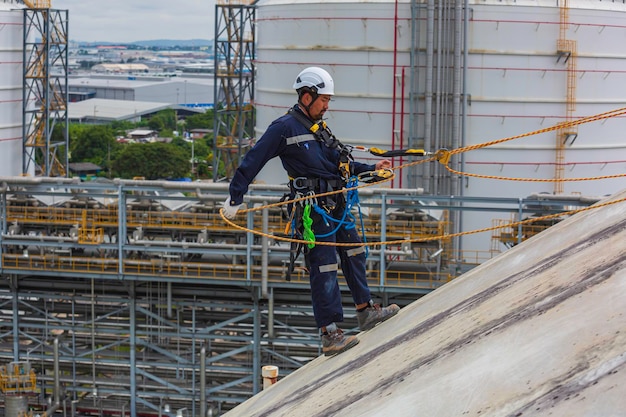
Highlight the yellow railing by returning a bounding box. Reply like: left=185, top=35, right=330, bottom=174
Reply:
left=6, top=205, right=452, bottom=245
left=1, top=253, right=460, bottom=289
left=3, top=204, right=460, bottom=285
left=492, top=215, right=560, bottom=248
left=22, top=0, right=51, bottom=9
left=0, top=363, right=37, bottom=395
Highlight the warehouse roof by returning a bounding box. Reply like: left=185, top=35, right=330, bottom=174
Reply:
left=69, top=75, right=214, bottom=90
left=91, top=63, right=150, bottom=73
left=68, top=98, right=203, bottom=123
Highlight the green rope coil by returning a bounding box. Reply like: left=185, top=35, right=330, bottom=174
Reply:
left=302, top=204, right=315, bottom=249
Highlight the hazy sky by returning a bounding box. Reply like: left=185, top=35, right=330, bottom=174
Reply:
left=53, top=0, right=217, bottom=43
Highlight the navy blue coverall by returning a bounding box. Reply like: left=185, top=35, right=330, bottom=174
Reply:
left=229, top=105, right=376, bottom=329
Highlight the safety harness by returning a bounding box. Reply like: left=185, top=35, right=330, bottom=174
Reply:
left=282, top=108, right=364, bottom=280
left=287, top=107, right=354, bottom=182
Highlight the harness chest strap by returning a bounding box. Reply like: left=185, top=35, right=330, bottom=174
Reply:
left=287, top=108, right=354, bottom=180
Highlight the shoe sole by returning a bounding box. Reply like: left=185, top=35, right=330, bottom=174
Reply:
left=323, top=337, right=360, bottom=357
left=359, top=308, right=400, bottom=332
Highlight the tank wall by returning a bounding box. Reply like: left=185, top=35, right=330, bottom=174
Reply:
left=255, top=0, right=411, bottom=184
left=254, top=0, right=626, bottom=253
left=0, top=5, right=24, bottom=176
left=461, top=1, right=626, bottom=251
left=464, top=2, right=626, bottom=200
left=5, top=396, right=28, bottom=417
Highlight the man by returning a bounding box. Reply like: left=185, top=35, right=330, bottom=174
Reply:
left=223, top=67, right=399, bottom=356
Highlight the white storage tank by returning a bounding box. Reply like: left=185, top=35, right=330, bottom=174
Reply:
left=0, top=0, right=26, bottom=177
left=461, top=0, right=626, bottom=251
left=464, top=0, right=626, bottom=193
left=254, top=0, right=626, bottom=254
left=254, top=0, right=411, bottom=185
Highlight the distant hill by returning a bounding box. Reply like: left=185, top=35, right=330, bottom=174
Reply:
left=76, top=39, right=213, bottom=48
left=132, top=39, right=213, bottom=48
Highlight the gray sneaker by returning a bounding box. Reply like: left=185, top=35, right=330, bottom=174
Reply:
left=356, top=302, right=400, bottom=331
left=321, top=327, right=359, bottom=356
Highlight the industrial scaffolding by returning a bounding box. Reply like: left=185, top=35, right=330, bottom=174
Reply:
left=212, top=0, right=256, bottom=181
left=0, top=177, right=588, bottom=416
left=22, top=3, right=69, bottom=177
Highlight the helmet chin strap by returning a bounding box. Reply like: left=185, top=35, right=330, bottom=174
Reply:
left=298, top=88, right=320, bottom=119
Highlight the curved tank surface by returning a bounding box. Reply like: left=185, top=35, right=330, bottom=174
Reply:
left=254, top=0, right=626, bottom=253
left=0, top=1, right=25, bottom=177
left=460, top=0, right=626, bottom=251
left=5, top=396, right=28, bottom=417
left=465, top=0, right=626, bottom=187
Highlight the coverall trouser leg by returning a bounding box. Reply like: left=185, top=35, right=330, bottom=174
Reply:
left=306, top=209, right=371, bottom=329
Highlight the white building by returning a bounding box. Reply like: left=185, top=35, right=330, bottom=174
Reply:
left=69, top=75, right=214, bottom=107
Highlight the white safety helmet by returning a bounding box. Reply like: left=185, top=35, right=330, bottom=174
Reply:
left=292, top=67, right=334, bottom=96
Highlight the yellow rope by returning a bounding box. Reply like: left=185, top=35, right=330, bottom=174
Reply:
left=220, top=196, right=625, bottom=247
left=220, top=106, right=626, bottom=246
left=429, top=106, right=626, bottom=182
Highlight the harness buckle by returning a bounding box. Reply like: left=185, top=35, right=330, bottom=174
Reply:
left=292, top=177, right=315, bottom=190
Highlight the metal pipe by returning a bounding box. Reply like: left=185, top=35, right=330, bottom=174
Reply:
left=167, top=282, right=173, bottom=319
left=434, top=0, right=444, bottom=194
left=458, top=0, right=470, bottom=280
left=391, top=0, right=400, bottom=177
left=90, top=280, right=97, bottom=409
left=261, top=206, right=269, bottom=298
left=43, top=338, right=62, bottom=417
left=0, top=176, right=80, bottom=185
left=424, top=0, right=435, bottom=192
left=200, top=347, right=206, bottom=417
left=129, top=240, right=289, bottom=251
left=268, top=288, right=274, bottom=339
left=452, top=0, right=463, bottom=198
left=0, top=234, right=78, bottom=242
left=379, top=196, right=388, bottom=286
left=527, top=193, right=601, bottom=204
left=399, top=66, right=406, bottom=188
left=450, top=0, right=464, bottom=272
left=118, top=184, right=125, bottom=277
left=252, top=293, right=261, bottom=394
left=129, top=285, right=137, bottom=416
left=54, top=338, right=60, bottom=405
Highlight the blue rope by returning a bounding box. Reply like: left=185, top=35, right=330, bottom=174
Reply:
left=312, top=177, right=368, bottom=256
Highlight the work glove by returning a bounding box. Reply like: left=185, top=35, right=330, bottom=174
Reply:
left=222, top=196, right=243, bottom=220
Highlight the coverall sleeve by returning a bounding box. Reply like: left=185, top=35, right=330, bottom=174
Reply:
left=229, top=122, right=286, bottom=204
left=350, top=161, right=377, bottom=176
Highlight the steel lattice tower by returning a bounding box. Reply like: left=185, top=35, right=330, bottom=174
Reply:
left=212, top=1, right=256, bottom=181
left=22, top=5, right=69, bottom=177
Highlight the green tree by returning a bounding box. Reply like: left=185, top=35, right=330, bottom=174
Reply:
left=112, top=142, right=190, bottom=180
left=147, top=109, right=177, bottom=131
left=147, top=117, right=165, bottom=131
left=68, top=125, right=119, bottom=172
left=169, top=136, right=211, bottom=178
left=109, top=120, right=136, bottom=137
left=184, top=109, right=215, bottom=131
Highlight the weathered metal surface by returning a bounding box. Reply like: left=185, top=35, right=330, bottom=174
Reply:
left=0, top=3, right=27, bottom=177
left=224, top=191, right=626, bottom=417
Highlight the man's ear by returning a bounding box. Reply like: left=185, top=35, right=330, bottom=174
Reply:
left=300, top=91, right=312, bottom=106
